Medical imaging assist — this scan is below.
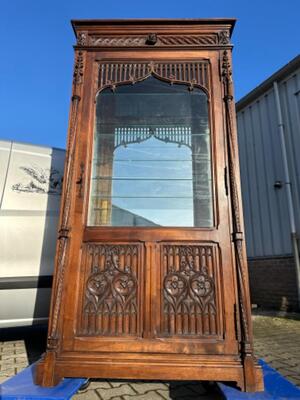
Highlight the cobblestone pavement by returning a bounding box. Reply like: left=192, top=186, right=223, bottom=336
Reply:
left=0, top=315, right=299, bottom=399
left=253, top=314, right=300, bottom=388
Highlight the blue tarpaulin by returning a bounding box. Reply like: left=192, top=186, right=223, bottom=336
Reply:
left=0, top=363, right=86, bottom=399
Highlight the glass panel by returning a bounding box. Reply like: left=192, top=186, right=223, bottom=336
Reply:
left=88, top=76, right=213, bottom=227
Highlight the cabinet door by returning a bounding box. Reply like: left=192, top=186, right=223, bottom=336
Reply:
left=62, top=59, right=238, bottom=356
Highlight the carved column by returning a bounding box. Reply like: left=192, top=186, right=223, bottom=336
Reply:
left=222, top=50, right=258, bottom=391
left=35, top=50, right=85, bottom=386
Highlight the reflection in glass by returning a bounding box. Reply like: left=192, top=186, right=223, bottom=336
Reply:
left=88, top=76, right=213, bottom=227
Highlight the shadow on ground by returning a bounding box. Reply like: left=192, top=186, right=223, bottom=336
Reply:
left=0, top=324, right=47, bottom=364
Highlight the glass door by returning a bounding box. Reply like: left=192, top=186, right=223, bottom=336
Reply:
left=71, top=67, right=235, bottom=355
left=88, top=76, right=213, bottom=228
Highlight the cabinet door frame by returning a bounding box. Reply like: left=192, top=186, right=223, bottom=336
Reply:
left=60, top=50, right=239, bottom=357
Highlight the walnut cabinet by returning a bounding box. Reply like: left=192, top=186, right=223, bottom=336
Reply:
left=36, top=19, right=264, bottom=392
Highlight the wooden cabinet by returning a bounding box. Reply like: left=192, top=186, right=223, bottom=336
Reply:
left=35, top=19, right=264, bottom=392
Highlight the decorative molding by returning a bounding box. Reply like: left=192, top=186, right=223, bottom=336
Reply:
left=77, top=32, right=87, bottom=46
left=222, top=50, right=252, bottom=354
left=222, top=50, right=233, bottom=102
left=159, top=34, right=217, bottom=46
left=73, top=51, right=84, bottom=85
left=145, top=33, right=157, bottom=45
left=98, top=61, right=210, bottom=93
left=12, top=165, right=63, bottom=195
left=92, top=36, right=145, bottom=47
left=78, top=32, right=232, bottom=48
left=218, top=30, right=230, bottom=45
left=89, top=33, right=223, bottom=47
left=80, top=244, right=140, bottom=336
left=162, top=245, right=218, bottom=336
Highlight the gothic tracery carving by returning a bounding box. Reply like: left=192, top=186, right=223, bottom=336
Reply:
left=80, top=244, right=139, bottom=335
left=97, top=61, right=210, bottom=94
left=162, top=245, right=218, bottom=336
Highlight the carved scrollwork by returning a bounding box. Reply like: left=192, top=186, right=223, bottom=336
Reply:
left=89, top=34, right=219, bottom=47
left=159, top=35, right=217, bottom=46
left=80, top=244, right=139, bottom=335
left=162, top=245, right=218, bottom=336
left=73, top=51, right=84, bottom=85
left=91, top=36, right=145, bottom=47
left=77, top=32, right=232, bottom=48
left=77, top=32, right=87, bottom=46
left=218, top=30, right=230, bottom=45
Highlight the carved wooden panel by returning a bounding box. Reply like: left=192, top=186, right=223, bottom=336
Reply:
left=160, top=244, right=220, bottom=337
left=78, top=243, right=142, bottom=336
left=98, top=61, right=210, bottom=93
left=77, top=31, right=231, bottom=47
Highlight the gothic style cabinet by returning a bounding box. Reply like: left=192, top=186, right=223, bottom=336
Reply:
left=36, top=19, right=264, bottom=392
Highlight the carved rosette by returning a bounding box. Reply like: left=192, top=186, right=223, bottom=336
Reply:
left=162, top=245, right=219, bottom=336
left=80, top=244, right=140, bottom=336
left=76, top=32, right=231, bottom=47
left=222, top=50, right=252, bottom=354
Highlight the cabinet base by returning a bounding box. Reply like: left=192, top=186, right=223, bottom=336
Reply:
left=35, top=352, right=264, bottom=392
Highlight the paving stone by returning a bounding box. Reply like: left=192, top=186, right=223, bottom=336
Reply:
left=96, top=384, right=136, bottom=400
left=156, top=389, right=171, bottom=399
left=129, top=382, right=168, bottom=394
left=0, top=368, right=15, bottom=376
left=289, top=376, right=300, bottom=386
left=269, top=360, right=295, bottom=369
left=0, top=375, right=10, bottom=384
left=1, top=350, right=16, bottom=356
left=276, top=367, right=299, bottom=377
left=123, top=391, right=165, bottom=400
left=253, top=315, right=300, bottom=389
left=87, top=380, right=112, bottom=390
left=15, top=366, right=28, bottom=373
left=13, top=349, right=28, bottom=355
left=109, top=380, right=131, bottom=388
left=73, top=389, right=101, bottom=399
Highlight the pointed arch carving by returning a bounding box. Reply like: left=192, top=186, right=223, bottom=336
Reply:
left=96, top=61, right=211, bottom=97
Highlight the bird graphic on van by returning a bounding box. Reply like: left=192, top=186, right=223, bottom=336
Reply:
left=12, top=165, right=63, bottom=195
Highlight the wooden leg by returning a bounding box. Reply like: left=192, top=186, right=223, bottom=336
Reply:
left=243, top=355, right=264, bottom=392
left=235, top=377, right=245, bottom=392
left=35, top=351, right=62, bottom=387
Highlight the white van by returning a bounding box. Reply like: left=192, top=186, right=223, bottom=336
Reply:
left=0, top=140, right=65, bottom=328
